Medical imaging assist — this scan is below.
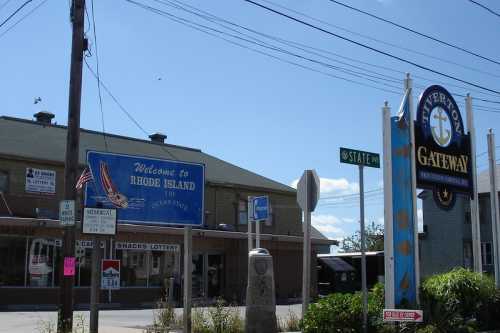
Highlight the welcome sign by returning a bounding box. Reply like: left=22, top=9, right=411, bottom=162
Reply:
left=84, top=151, right=205, bottom=226
left=415, top=85, right=473, bottom=208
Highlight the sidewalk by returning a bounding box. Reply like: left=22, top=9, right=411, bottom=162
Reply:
left=0, top=304, right=302, bottom=333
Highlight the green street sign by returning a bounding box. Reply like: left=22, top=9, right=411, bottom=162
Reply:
left=340, top=147, right=380, bottom=168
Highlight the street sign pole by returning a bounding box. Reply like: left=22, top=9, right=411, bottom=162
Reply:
left=466, top=94, right=482, bottom=273
left=183, top=226, right=193, bottom=332
left=302, top=191, right=311, bottom=319
left=248, top=197, right=253, bottom=253
left=297, top=170, right=320, bottom=320
left=487, top=129, right=500, bottom=287
left=359, top=165, right=368, bottom=333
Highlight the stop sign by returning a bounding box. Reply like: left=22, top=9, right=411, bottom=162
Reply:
left=296, top=170, right=320, bottom=212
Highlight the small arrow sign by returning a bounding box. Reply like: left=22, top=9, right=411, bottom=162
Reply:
left=383, top=309, right=423, bottom=323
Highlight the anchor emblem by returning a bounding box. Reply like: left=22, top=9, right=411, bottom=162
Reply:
left=431, top=108, right=451, bottom=147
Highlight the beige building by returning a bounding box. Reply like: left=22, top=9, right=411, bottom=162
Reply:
left=0, top=113, right=335, bottom=310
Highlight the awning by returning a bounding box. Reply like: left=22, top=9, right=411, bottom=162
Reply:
left=0, top=217, right=338, bottom=246
left=318, top=257, right=355, bottom=272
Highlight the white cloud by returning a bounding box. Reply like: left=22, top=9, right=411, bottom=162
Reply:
left=290, top=177, right=359, bottom=195
left=311, top=214, right=356, bottom=240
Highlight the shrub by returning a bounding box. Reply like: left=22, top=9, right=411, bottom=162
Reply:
left=301, top=283, right=385, bottom=333
left=421, top=268, right=497, bottom=331
left=191, top=299, right=243, bottom=333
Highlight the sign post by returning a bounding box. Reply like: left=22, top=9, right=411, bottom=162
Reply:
left=487, top=129, right=500, bottom=287
left=296, top=170, right=320, bottom=319
left=340, top=147, right=380, bottom=333
left=248, top=197, right=254, bottom=253
left=252, top=196, right=269, bottom=248
left=82, top=207, right=117, bottom=333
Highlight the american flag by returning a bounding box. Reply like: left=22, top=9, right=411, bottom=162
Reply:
left=75, top=167, right=93, bottom=190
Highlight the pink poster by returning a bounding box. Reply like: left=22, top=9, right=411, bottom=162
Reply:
left=63, top=257, right=76, bottom=276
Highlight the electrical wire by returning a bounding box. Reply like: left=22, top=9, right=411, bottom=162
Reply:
left=84, top=58, right=180, bottom=160
left=468, top=0, right=500, bottom=19
left=125, top=0, right=402, bottom=95
left=260, top=0, right=500, bottom=81
left=163, top=0, right=500, bottom=109
left=0, top=0, right=48, bottom=39
left=0, top=0, right=33, bottom=29
left=327, top=0, right=500, bottom=67
left=89, top=0, right=108, bottom=151
left=243, top=0, right=500, bottom=96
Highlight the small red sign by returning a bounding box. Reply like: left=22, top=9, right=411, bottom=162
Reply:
left=63, top=257, right=76, bottom=276
left=383, top=309, right=423, bottom=322
left=101, top=259, right=120, bottom=290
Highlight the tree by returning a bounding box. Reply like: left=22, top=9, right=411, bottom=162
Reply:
left=340, top=222, right=384, bottom=252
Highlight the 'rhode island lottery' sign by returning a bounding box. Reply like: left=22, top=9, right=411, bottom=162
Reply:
left=84, top=151, right=205, bottom=226
left=415, top=85, right=473, bottom=209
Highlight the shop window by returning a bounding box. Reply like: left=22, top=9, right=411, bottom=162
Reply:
left=0, top=236, right=26, bottom=286
left=116, top=250, right=148, bottom=287
left=238, top=200, right=247, bottom=225
left=192, top=254, right=204, bottom=298
left=265, top=203, right=273, bottom=226
left=482, top=242, right=493, bottom=266
left=148, top=251, right=178, bottom=287
left=0, top=171, right=8, bottom=193
left=75, top=241, right=106, bottom=287
left=28, top=238, right=59, bottom=287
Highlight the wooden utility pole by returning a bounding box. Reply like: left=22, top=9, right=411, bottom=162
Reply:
left=57, top=0, right=86, bottom=331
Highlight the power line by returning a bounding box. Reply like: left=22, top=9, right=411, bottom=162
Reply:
left=468, top=0, right=500, bottom=19
left=153, top=0, right=403, bottom=88
left=260, top=0, right=500, bottom=81
left=327, top=0, right=500, bottom=67
left=84, top=59, right=180, bottom=160
left=0, top=0, right=33, bottom=29
left=243, top=0, right=500, bottom=96
left=165, top=0, right=500, bottom=108
left=125, top=0, right=402, bottom=95
left=89, top=0, right=108, bottom=151
left=0, top=0, right=48, bottom=39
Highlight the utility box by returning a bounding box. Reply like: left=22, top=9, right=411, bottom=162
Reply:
left=245, top=248, right=277, bottom=333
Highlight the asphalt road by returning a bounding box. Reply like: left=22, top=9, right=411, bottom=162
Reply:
left=0, top=304, right=302, bottom=333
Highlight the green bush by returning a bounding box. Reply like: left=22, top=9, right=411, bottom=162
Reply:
left=301, top=283, right=385, bottom=333
left=421, top=268, right=498, bottom=331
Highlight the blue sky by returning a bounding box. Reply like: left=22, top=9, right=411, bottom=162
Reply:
left=1, top=0, right=499, bottom=246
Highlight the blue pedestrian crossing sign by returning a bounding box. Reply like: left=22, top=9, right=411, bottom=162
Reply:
left=252, top=196, right=269, bottom=221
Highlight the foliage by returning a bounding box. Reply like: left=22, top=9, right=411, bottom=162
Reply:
left=420, top=268, right=498, bottom=332
left=192, top=299, right=243, bottom=333
left=301, top=283, right=385, bottom=333
left=340, top=222, right=384, bottom=252
left=145, top=292, right=181, bottom=333
left=277, top=308, right=301, bottom=332
left=37, top=314, right=88, bottom=333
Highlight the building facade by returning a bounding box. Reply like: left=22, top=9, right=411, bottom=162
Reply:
left=0, top=113, right=335, bottom=310
left=419, top=165, right=500, bottom=277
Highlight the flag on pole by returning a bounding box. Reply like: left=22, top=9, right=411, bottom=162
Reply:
left=76, top=167, right=93, bottom=190
left=391, top=88, right=417, bottom=307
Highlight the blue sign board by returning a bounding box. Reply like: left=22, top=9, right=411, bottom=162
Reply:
left=252, top=196, right=269, bottom=221
left=84, top=151, right=205, bottom=226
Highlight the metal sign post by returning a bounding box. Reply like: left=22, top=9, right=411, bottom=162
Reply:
left=83, top=207, right=117, bottom=333
left=359, top=165, right=367, bottom=333
left=248, top=197, right=254, bottom=253
left=297, top=170, right=320, bottom=319
left=487, top=129, right=500, bottom=287
left=340, top=147, right=380, bottom=333
left=183, top=226, right=193, bottom=332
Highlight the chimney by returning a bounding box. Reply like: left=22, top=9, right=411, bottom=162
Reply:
left=149, top=132, right=167, bottom=144
left=33, top=111, right=55, bottom=125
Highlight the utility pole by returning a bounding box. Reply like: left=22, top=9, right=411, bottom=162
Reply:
left=58, top=0, right=86, bottom=331
left=359, top=165, right=367, bottom=333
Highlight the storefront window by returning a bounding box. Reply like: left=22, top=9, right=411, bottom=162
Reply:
left=115, top=242, right=180, bottom=288
left=0, top=236, right=26, bottom=286
left=238, top=200, right=247, bottom=225
left=75, top=240, right=106, bottom=287
left=192, top=254, right=204, bottom=298
left=28, top=238, right=59, bottom=287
